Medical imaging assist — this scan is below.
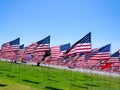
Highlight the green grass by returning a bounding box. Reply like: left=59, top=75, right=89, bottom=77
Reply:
left=0, top=60, right=120, bottom=90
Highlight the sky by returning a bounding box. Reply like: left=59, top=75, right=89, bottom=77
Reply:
left=0, top=0, right=120, bottom=54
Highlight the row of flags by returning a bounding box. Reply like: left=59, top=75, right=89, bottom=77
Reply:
left=0, top=32, right=120, bottom=71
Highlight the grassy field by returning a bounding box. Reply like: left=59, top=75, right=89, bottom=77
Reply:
left=0, top=61, right=120, bottom=90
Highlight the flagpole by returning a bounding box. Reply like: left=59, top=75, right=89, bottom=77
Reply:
left=90, top=31, right=93, bottom=90
left=109, top=44, right=111, bottom=89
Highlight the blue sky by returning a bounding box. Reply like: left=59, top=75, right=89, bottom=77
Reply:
left=0, top=0, right=120, bottom=54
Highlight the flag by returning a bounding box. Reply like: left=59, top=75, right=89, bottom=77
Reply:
left=25, top=43, right=38, bottom=54
left=0, top=38, right=19, bottom=60
left=24, top=36, right=50, bottom=62
left=32, top=36, right=50, bottom=62
left=66, top=32, right=91, bottom=55
left=111, top=50, right=120, bottom=61
left=9, top=38, right=20, bottom=45
left=110, top=50, right=120, bottom=67
left=24, top=43, right=38, bottom=62
left=37, top=35, right=50, bottom=45
left=1, top=43, right=12, bottom=52
left=110, top=57, right=120, bottom=63
left=99, top=44, right=111, bottom=52
left=0, top=43, right=13, bottom=59
left=60, top=43, right=70, bottom=56
left=1, top=38, right=20, bottom=48
left=1, top=38, right=20, bottom=51
left=51, top=46, right=60, bottom=58
left=51, top=43, right=70, bottom=58
left=9, top=38, right=20, bottom=51
left=1, top=38, right=20, bottom=53
left=101, top=62, right=111, bottom=70
left=34, top=35, right=50, bottom=54
left=19, top=44, right=24, bottom=49
left=98, top=44, right=111, bottom=60
left=85, top=44, right=111, bottom=60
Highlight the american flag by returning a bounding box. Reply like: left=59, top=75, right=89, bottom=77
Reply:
left=19, top=44, right=24, bottom=49
left=9, top=38, right=20, bottom=45
left=34, top=44, right=50, bottom=52
left=111, top=50, right=120, bottom=58
left=51, top=43, right=70, bottom=58
left=11, top=45, right=20, bottom=51
left=66, top=32, right=91, bottom=55
left=25, top=43, right=38, bottom=54
left=85, top=44, right=111, bottom=60
left=34, top=35, right=50, bottom=55
left=9, top=37, right=20, bottom=51
left=1, top=38, right=20, bottom=52
left=51, top=46, right=60, bottom=58
left=1, top=43, right=13, bottom=52
left=32, top=36, right=50, bottom=62
left=24, top=36, right=50, bottom=62
left=1, top=38, right=20, bottom=59
left=110, top=50, right=120, bottom=67
left=24, top=43, right=37, bottom=61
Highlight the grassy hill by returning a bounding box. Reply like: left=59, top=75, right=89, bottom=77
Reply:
left=0, top=60, right=120, bottom=90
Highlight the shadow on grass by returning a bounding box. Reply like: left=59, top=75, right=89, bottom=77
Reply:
left=72, top=84, right=88, bottom=89
left=49, top=75, right=56, bottom=78
left=85, top=84, right=100, bottom=87
left=0, top=84, right=7, bottom=87
left=45, top=86, right=63, bottom=90
left=13, top=71, right=20, bottom=73
left=23, top=79, right=40, bottom=84
left=7, top=74, right=16, bottom=78
left=0, top=69, right=9, bottom=71
left=0, top=72, right=3, bottom=74
left=68, top=79, right=76, bottom=82
left=47, top=79, right=60, bottom=82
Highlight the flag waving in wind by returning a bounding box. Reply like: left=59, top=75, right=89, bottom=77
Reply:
left=34, top=35, right=50, bottom=54
left=9, top=38, right=20, bottom=45
left=66, top=32, right=91, bottom=55
left=1, top=37, right=20, bottom=52
left=85, top=44, right=111, bottom=60
left=33, top=36, right=50, bottom=62
left=60, top=43, right=71, bottom=56
left=110, top=50, right=120, bottom=67
left=51, top=43, right=70, bottom=58
left=19, top=44, right=24, bottom=49
left=0, top=38, right=20, bottom=60
left=111, top=50, right=120, bottom=58
left=25, top=43, right=38, bottom=54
